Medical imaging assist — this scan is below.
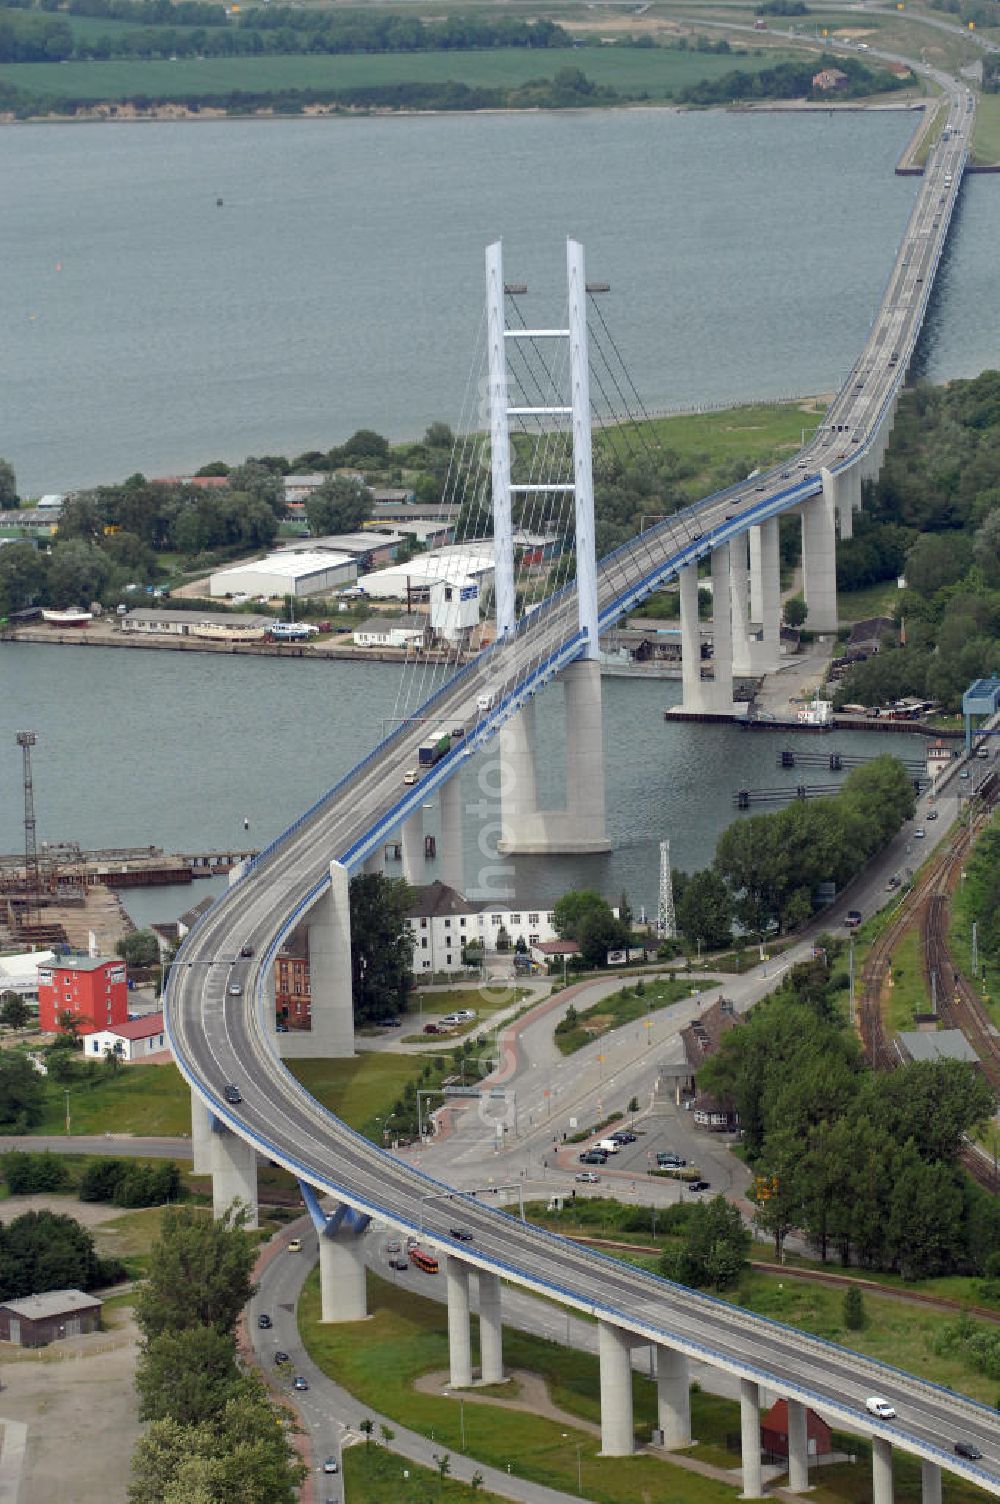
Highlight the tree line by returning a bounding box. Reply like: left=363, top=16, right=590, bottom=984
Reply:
left=129, top=1205, right=305, bottom=1503
left=0, top=5, right=569, bottom=64
left=673, top=755, right=915, bottom=944
left=698, top=953, right=999, bottom=1278
left=832, top=371, right=1000, bottom=713
left=677, top=54, right=906, bottom=106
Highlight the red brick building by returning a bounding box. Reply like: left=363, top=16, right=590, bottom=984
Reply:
left=275, top=928, right=311, bottom=1030
left=37, top=955, right=128, bottom=1035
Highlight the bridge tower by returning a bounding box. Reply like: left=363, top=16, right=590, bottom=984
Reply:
left=489, top=238, right=610, bottom=855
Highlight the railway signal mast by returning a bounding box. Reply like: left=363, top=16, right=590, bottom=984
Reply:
left=16, top=730, right=41, bottom=932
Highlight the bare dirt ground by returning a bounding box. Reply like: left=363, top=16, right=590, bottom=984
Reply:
left=0, top=1197, right=142, bottom=1502
left=0, top=1307, right=139, bottom=1504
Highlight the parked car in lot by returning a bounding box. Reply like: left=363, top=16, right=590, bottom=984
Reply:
left=579, top=1150, right=608, bottom=1165
left=657, top=1152, right=686, bottom=1168
left=611, top=1130, right=637, bottom=1144
left=865, top=1397, right=896, bottom=1419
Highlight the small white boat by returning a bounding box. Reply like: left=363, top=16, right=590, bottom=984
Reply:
left=41, top=607, right=93, bottom=627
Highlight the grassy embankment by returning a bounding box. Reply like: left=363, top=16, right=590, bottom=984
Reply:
left=398, top=985, right=531, bottom=1045
left=300, top=1267, right=998, bottom=1504
left=554, top=975, right=695, bottom=1055
left=344, top=1446, right=511, bottom=1504
left=972, top=91, right=1000, bottom=168
left=948, top=808, right=1000, bottom=1034
left=0, top=44, right=794, bottom=106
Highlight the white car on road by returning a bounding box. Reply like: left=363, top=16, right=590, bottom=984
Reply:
left=866, top=1397, right=897, bottom=1419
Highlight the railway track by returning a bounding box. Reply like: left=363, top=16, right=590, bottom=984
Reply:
left=859, top=770, right=999, bottom=1189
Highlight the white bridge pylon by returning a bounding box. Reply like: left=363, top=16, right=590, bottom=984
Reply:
left=486, top=238, right=609, bottom=854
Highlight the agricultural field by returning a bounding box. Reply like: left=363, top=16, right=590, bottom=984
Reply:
left=0, top=42, right=796, bottom=104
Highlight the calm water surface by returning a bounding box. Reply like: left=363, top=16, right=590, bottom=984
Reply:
left=0, top=644, right=926, bottom=922
left=9, top=107, right=999, bottom=496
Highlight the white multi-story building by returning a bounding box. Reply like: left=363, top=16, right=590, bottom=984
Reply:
left=406, top=882, right=559, bottom=975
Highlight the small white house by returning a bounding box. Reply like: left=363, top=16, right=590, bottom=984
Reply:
left=84, top=1012, right=168, bottom=1063
left=353, top=615, right=428, bottom=650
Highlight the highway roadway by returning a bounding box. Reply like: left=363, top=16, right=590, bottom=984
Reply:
left=166, top=70, right=999, bottom=1500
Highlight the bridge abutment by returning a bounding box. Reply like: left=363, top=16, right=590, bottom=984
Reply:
left=739, top=1377, right=764, bottom=1498
left=598, top=1320, right=635, bottom=1456
left=655, top=1344, right=691, bottom=1448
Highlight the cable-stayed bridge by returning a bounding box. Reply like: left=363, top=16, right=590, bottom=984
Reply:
left=166, top=76, right=1000, bottom=1502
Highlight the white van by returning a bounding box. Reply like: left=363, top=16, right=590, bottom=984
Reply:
left=476, top=689, right=497, bottom=713
left=597, top=1139, right=621, bottom=1155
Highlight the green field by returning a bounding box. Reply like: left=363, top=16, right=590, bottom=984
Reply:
left=630, top=398, right=824, bottom=482
left=972, top=91, right=1000, bottom=166
left=836, top=578, right=904, bottom=623
left=37, top=1061, right=192, bottom=1137
left=0, top=44, right=796, bottom=104
left=345, top=1447, right=511, bottom=1504
left=300, top=1267, right=997, bottom=1504
left=555, top=975, right=694, bottom=1055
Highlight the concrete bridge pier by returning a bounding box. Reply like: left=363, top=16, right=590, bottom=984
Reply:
left=801, top=480, right=839, bottom=633
left=210, top=1120, right=258, bottom=1228
left=786, top=1397, right=810, bottom=1493
left=749, top=517, right=782, bottom=674
left=436, top=775, right=464, bottom=893
left=400, top=810, right=424, bottom=885
left=921, top=1459, right=941, bottom=1504
left=478, top=1270, right=504, bottom=1383
left=498, top=664, right=610, bottom=853
left=287, top=860, right=354, bottom=1059
left=679, top=562, right=706, bottom=712
left=730, top=534, right=754, bottom=677
left=655, top=1344, right=691, bottom=1448
left=447, top=1257, right=473, bottom=1388
left=300, top=1182, right=370, bottom=1322
left=873, top=1436, right=894, bottom=1504
left=191, top=1090, right=213, bottom=1174
left=739, top=1377, right=764, bottom=1498
left=598, top=1320, right=634, bottom=1456
left=707, top=545, right=735, bottom=713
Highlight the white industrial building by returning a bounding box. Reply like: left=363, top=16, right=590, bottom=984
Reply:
left=209, top=550, right=357, bottom=600
left=356, top=545, right=494, bottom=603
left=0, top=949, right=55, bottom=1003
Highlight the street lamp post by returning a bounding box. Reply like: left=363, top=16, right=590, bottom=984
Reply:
left=64, top=1089, right=70, bottom=1136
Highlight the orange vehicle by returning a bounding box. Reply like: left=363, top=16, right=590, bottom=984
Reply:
left=408, top=1246, right=439, bottom=1274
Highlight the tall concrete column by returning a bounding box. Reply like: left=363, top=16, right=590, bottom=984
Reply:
left=749, top=517, right=781, bottom=674
left=730, top=534, right=753, bottom=677
left=786, top=1397, right=809, bottom=1493
left=563, top=658, right=607, bottom=845
left=319, top=1231, right=368, bottom=1323
left=210, top=1124, right=258, bottom=1228
left=679, top=563, right=704, bottom=712
left=739, top=1377, right=763, bottom=1499
left=400, top=810, right=424, bottom=886
left=289, top=860, right=354, bottom=1059
left=478, top=1270, right=504, bottom=1384
left=802, top=479, right=839, bottom=633
left=191, top=1089, right=213, bottom=1175
left=709, top=545, right=734, bottom=714
left=655, top=1344, right=691, bottom=1448
left=921, top=1459, right=942, bottom=1504
left=447, top=1257, right=473, bottom=1388
left=437, top=775, right=464, bottom=893
left=598, top=1320, right=634, bottom=1457
left=497, top=704, right=539, bottom=850
left=872, top=1436, right=894, bottom=1504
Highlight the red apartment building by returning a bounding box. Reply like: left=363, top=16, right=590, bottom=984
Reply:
left=37, top=955, right=128, bottom=1035
left=275, top=929, right=311, bottom=1030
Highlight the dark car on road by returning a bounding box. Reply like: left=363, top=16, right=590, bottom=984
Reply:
left=389, top=1257, right=409, bottom=1271
left=579, top=1150, right=607, bottom=1165
left=689, top=1179, right=712, bottom=1192
left=955, top=1441, right=983, bottom=1460
left=257, top=1313, right=272, bottom=1329
left=449, top=1227, right=474, bottom=1242
left=274, top=1350, right=290, bottom=1365
left=224, top=1083, right=242, bottom=1105
left=292, top=1376, right=309, bottom=1392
